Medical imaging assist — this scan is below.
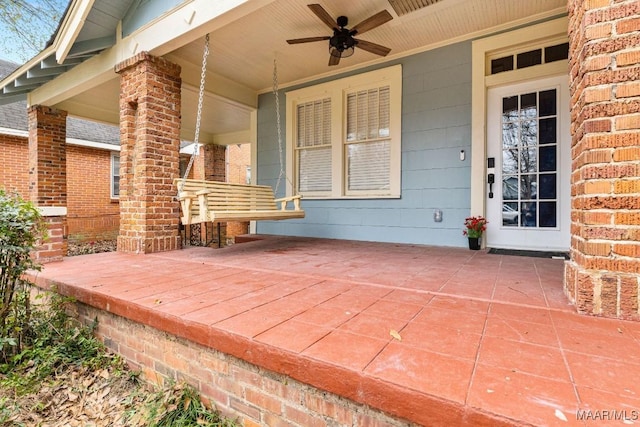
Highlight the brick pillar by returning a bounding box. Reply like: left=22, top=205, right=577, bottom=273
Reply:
left=115, top=52, right=181, bottom=254
left=204, top=144, right=226, bottom=181
left=193, top=144, right=228, bottom=244
left=28, top=105, right=68, bottom=262
left=565, top=0, right=640, bottom=320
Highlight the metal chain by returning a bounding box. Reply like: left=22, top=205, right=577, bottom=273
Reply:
left=179, top=33, right=210, bottom=194
left=273, top=57, right=284, bottom=195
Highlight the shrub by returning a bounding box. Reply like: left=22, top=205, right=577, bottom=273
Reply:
left=0, top=190, right=46, bottom=364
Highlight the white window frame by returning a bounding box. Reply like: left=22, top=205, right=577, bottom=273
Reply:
left=110, top=152, right=120, bottom=199
left=286, top=65, right=402, bottom=199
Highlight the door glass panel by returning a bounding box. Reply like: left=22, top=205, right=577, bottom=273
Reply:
left=503, top=149, right=519, bottom=174
left=503, top=96, right=518, bottom=121
left=520, top=93, right=537, bottom=118
left=520, top=149, right=537, bottom=173
left=520, top=175, right=537, bottom=199
left=539, top=202, right=557, bottom=227
left=503, top=176, right=518, bottom=200
left=539, top=90, right=557, bottom=116
left=502, top=202, right=519, bottom=227
left=539, top=118, right=556, bottom=144
left=503, top=123, right=518, bottom=148
left=500, top=88, right=558, bottom=229
left=539, top=174, right=556, bottom=199
left=521, top=202, right=537, bottom=227
left=521, top=121, right=537, bottom=146
left=539, top=146, right=556, bottom=171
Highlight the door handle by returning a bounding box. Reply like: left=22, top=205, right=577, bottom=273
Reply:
left=488, top=173, right=495, bottom=199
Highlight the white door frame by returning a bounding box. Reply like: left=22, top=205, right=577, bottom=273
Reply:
left=485, top=76, right=570, bottom=251
left=470, top=17, right=570, bottom=247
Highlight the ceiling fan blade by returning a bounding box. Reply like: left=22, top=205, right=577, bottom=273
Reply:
left=328, top=54, right=341, bottom=66
left=308, top=4, right=337, bottom=29
left=351, top=10, right=393, bottom=35
left=287, top=36, right=331, bottom=44
left=355, top=39, right=392, bottom=56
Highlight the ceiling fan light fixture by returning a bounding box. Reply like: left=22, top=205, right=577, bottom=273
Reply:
left=329, top=30, right=356, bottom=58
left=329, top=45, right=354, bottom=58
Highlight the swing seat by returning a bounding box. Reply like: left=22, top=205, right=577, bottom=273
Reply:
left=175, top=179, right=304, bottom=225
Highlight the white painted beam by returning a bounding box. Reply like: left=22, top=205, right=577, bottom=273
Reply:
left=29, top=0, right=271, bottom=109
left=56, top=0, right=97, bottom=64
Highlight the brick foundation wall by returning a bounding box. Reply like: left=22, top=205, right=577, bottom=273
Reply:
left=74, top=302, right=410, bottom=427
left=565, top=0, right=640, bottom=319
left=115, top=52, right=182, bottom=254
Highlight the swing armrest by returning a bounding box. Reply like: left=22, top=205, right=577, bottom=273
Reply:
left=178, top=191, right=196, bottom=200
left=274, top=195, right=302, bottom=211
left=177, top=190, right=213, bottom=224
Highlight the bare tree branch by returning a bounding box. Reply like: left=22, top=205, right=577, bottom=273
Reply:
left=0, top=0, right=68, bottom=63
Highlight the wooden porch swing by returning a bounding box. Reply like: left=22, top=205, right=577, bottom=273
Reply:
left=176, top=35, right=304, bottom=226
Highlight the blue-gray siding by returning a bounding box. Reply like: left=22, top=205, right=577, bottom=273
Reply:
left=256, top=41, right=472, bottom=247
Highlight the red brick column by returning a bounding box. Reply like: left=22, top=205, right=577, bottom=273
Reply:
left=204, top=144, right=226, bottom=181
left=115, top=53, right=182, bottom=253
left=565, top=0, right=640, bottom=320
left=28, top=105, right=68, bottom=262
left=193, top=144, right=228, bottom=244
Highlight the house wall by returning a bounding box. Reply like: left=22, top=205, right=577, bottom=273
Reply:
left=256, top=41, right=472, bottom=247
left=0, top=133, right=119, bottom=242
left=0, top=134, right=29, bottom=196
left=67, top=145, right=120, bottom=242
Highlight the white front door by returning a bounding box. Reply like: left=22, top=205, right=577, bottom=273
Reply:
left=486, top=76, right=570, bottom=251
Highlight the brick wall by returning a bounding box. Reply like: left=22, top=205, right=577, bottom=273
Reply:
left=75, top=302, right=410, bottom=427
left=67, top=145, right=120, bottom=242
left=565, top=0, right=640, bottom=319
left=115, top=52, right=182, bottom=254
left=0, top=133, right=120, bottom=243
left=226, top=144, right=250, bottom=240
left=227, top=143, right=251, bottom=185
left=0, top=134, right=29, bottom=196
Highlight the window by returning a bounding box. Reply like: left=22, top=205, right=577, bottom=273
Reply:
left=296, top=98, right=332, bottom=193
left=489, top=42, right=569, bottom=75
left=345, top=86, right=391, bottom=194
left=111, top=153, right=120, bottom=198
left=287, top=65, right=401, bottom=198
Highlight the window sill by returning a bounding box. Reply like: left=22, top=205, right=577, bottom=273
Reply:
left=300, top=194, right=401, bottom=201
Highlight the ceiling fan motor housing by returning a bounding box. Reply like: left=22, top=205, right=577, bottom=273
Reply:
left=330, top=17, right=356, bottom=58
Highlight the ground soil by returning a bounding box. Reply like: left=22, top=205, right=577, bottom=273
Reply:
left=1, top=363, right=153, bottom=426
left=67, top=240, right=117, bottom=257
left=1, top=241, right=185, bottom=426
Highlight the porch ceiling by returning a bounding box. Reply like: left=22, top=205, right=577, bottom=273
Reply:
left=178, top=0, right=566, bottom=92
left=0, top=0, right=567, bottom=142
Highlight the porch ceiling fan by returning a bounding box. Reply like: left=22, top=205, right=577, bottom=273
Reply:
left=286, top=4, right=393, bottom=66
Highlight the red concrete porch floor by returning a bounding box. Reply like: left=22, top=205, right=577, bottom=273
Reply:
left=30, top=236, right=640, bottom=426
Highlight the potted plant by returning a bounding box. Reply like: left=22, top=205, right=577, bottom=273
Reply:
left=463, top=216, right=487, bottom=250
